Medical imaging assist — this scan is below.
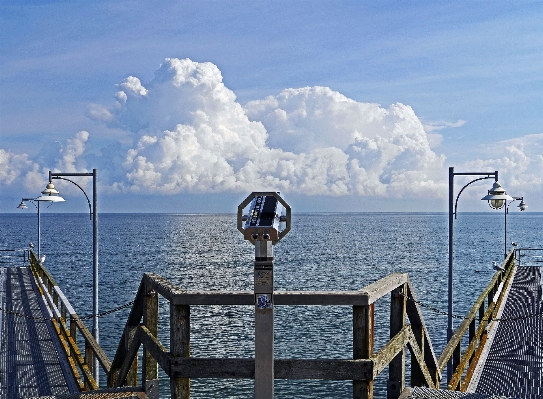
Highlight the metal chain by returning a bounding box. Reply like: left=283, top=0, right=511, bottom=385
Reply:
left=0, top=300, right=134, bottom=322
left=77, top=301, right=135, bottom=320
left=400, top=292, right=543, bottom=322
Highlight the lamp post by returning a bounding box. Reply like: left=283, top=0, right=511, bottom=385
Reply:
left=447, top=167, right=512, bottom=382
left=18, top=181, right=65, bottom=259
left=48, top=169, right=99, bottom=384
left=502, top=197, right=527, bottom=259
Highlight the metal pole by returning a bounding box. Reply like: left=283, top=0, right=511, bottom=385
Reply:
left=92, top=169, right=99, bottom=385
left=37, top=201, right=41, bottom=259
left=254, top=240, right=274, bottom=399
left=504, top=205, right=507, bottom=259
left=447, top=167, right=454, bottom=383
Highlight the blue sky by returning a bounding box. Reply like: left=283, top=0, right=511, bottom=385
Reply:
left=1, top=1, right=542, bottom=213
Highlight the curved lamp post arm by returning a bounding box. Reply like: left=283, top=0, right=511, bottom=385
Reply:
left=52, top=177, right=92, bottom=220
left=454, top=176, right=495, bottom=219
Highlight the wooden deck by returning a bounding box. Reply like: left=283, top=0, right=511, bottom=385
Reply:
left=0, top=267, right=78, bottom=397
left=403, top=265, right=542, bottom=399
left=472, top=266, right=542, bottom=399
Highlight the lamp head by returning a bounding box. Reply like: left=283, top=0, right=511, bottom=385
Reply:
left=35, top=181, right=65, bottom=202
left=17, top=201, right=28, bottom=209
left=481, top=181, right=513, bottom=210
left=518, top=200, right=527, bottom=211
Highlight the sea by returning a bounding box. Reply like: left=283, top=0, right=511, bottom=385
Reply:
left=0, top=212, right=540, bottom=398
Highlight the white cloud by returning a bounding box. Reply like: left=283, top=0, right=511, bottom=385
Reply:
left=459, top=133, right=543, bottom=194
left=104, top=59, right=448, bottom=197
left=54, top=131, right=89, bottom=173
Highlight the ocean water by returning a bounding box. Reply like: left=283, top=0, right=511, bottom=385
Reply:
left=0, top=212, right=540, bottom=398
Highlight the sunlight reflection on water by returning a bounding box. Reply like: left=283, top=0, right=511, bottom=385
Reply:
left=1, top=212, right=540, bottom=398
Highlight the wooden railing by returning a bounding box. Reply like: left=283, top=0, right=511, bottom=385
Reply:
left=29, top=250, right=111, bottom=391
left=108, top=272, right=441, bottom=399
left=437, top=249, right=516, bottom=391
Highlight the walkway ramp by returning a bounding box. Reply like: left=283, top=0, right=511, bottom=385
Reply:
left=471, top=266, right=543, bottom=399
left=0, top=266, right=78, bottom=397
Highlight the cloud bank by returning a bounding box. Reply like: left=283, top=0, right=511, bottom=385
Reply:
left=2, top=58, right=542, bottom=201
left=86, top=58, right=447, bottom=197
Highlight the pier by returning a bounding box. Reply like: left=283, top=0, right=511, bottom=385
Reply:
left=0, top=245, right=541, bottom=398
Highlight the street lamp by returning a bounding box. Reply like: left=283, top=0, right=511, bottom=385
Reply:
left=447, top=167, right=509, bottom=382
left=17, top=181, right=65, bottom=259
left=48, top=169, right=99, bottom=384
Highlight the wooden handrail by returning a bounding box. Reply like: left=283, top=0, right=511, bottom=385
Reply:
left=108, top=271, right=439, bottom=399
left=28, top=250, right=111, bottom=391
left=437, top=249, right=516, bottom=390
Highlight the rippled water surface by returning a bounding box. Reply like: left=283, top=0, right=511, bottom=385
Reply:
left=0, top=212, right=540, bottom=398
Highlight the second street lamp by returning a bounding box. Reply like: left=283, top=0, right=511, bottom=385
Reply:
left=18, top=181, right=65, bottom=259
left=447, top=167, right=511, bottom=382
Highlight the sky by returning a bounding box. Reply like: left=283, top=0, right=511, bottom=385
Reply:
left=1, top=1, right=542, bottom=213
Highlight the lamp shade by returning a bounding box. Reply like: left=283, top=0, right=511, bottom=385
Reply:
left=35, top=181, right=66, bottom=202
left=481, top=181, right=513, bottom=209
left=518, top=200, right=527, bottom=211
left=34, top=195, right=66, bottom=202
left=17, top=201, right=28, bottom=209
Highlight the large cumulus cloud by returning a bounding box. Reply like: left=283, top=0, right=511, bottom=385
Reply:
left=90, top=58, right=447, bottom=197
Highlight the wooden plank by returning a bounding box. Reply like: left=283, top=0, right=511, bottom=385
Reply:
left=144, top=273, right=185, bottom=302
left=114, top=326, right=141, bottom=388
left=108, top=279, right=146, bottom=387
left=361, top=273, right=408, bottom=305
left=405, top=329, right=435, bottom=389
left=168, top=358, right=373, bottom=380
left=139, top=325, right=170, bottom=373
left=372, top=325, right=411, bottom=378
left=73, top=317, right=112, bottom=373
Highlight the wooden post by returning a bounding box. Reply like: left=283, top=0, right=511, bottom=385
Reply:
left=170, top=304, right=190, bottom=399
left=126, top=326, right=138, bottom=386
left=353, top=304, right=374, bottom=399
left=388, top=284, right=406, bottom=399
left=143, top=289, right=159, bottom=399
left=85, top=340, right=94, bottom=390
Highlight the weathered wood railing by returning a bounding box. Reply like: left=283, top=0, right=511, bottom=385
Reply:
left=437, top=249, right=516, bottom=391
left=108, top=272, right=441, bottom=399
left=28, top=250, right=111, bottom=391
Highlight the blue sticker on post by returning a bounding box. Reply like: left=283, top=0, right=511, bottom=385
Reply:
left=257, top=294, right=272, bottom=309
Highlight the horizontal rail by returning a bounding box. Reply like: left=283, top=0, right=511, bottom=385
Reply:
left=143, top=272, right=408, bottom=306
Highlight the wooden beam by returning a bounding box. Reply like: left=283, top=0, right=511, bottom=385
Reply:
left=354, top=304, right=374, bottom=399
left=168, top=358, right=374, bottom=380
